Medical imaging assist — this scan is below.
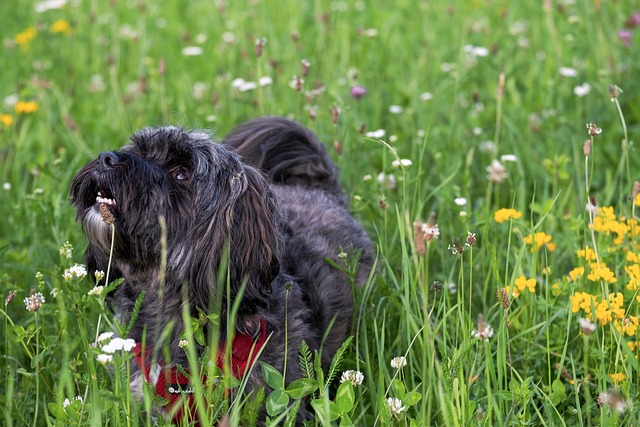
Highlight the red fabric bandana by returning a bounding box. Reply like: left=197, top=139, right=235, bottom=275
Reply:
left=133, top=319, right=267, bottom=424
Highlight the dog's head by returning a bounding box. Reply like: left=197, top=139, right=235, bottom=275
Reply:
left=70, top=127, right=280, bottom=334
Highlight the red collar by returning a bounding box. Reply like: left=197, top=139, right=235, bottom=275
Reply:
left=133, top=319, right=267, bottom=423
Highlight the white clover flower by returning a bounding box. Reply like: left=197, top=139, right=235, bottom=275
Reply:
left=387, top=397, right=406, bottom=417
left=419, top=92, right=433, bottom=101
left=559, top=67, right=578, bottom=77
left=388, top=105, right=404, bottom=114
left=179, top=339, right=189, bottom=348
left=238, top=81, right=257, bottom=92
left=365, top=129, right=386, bottom=139
left=486, top=160, right=508, bottom=183
left=88, top=286, right=104, bottom=296
left=579, top=317, right=596, bottom=335
left=500, top=154, right=518, bottom=162
left=2, top=182, right=10, bottom=190
left=24, top=292, right=45, bottom=312
left=258, top=76, right=273, bottom=87
left=391, top=159, right=412, bottom=168
left=181, top=46, right=203, bottom=56
left=454, top=197, right=467, bottom=206
left=340, top=370, right=364, bottom=386
left=101, top=337, right=136, bottom=354
left=63, top=396, right=82, bottom=408
left=34, top=0, right=67, bottom=13
left=96, top=354, right=113, bottom=364
left=376, top=172, right=396, bottom=190
left=390, top=356, right=407, bottom=369
left=573, top=82, right=591, bottom=97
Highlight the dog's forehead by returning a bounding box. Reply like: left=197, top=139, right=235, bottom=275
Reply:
left=125, top=126, right=212, bottom=158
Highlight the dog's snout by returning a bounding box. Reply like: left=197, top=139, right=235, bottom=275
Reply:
left=97, top=151, right=120, bottom=170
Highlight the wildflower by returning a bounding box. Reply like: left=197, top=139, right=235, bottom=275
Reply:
left=618, top=30, right=632, bottom=48
left=255, top=37, right=267, bottom=57
left=88, top=286, right=104, bottom=296
left=586, top=122, right=602, bottom=137
left=59, top=241, right=73, bottom=259
left=615, top=317, right=639, bottom=336
left=578, top=318, right=596, bottom=335
left=500, top=154, right=518, bottom=162
left=504, top=285, right=520, bottom=299
left=94, top=270, right=105, bottom=282
left=559, top=67, right=578, bottom=77
left=15, top=27, right=37, bottom=46
left=50, top=19, right=72, bottom=35
left=447, top=282, right=457, bottom=294
left=454, top=197, right=467, bottom=206
left=24, top=291, right=45, bottom=312
left=496, top=288, right=510, bottom=309
left=429, top=280, right=443, bottom=292
left=96, top=354, right=113, bottom=364
left=34, top=0, right=67, bottom=13
left=471, top=314, right=494, bottom=341
left=608, top=84, right=623, bottom=101
left=523, top=232, right=556, bottom=252
left=365, top=129, right=385, bottom=139
left=15, top=101, right=38, bottom=114
left=376, top=172, right=396, bottom=190
left=340, top=370, right=364, bottom=386
left=388, top=105, right=403, bottom=114
left=421, top=212, right=439, bottom=242
left=448, top=237, right=464, bottom=255
left=63, top=396, right=82, bottom=408
left=350, top=85, right=367, bottom=99
left=179, top=339, right=189, bottom=348
left=577, top=247, right=597, bottom=261
left=587, top=263, right=617, bottom=284
left=465, top=232, right=476, bottom=247
left=0, top=114, right=13, bottom=127
left=101, top=337, right=136, bottom=354
left=598, top=390, right=627, bottom=413
left=390, top=356, right=407, bottom=369
left=608, top=372, right=627, bottom=384
left=387, top=397, right=405, bottom=418
left=99, top=203, right=115, bottom=224
left=5, top=290, right=16, bottom=305
left=486, top=160, right=508, bottom=183
left=419, top=92, right=433, bottom=101
left=96, top=332, right=115, bottom=343
left=181, top=46, right=203, bottom=56
left=514, top=276, right=536, bottom=294
left=573, top=83, right=591, bottom=97
left=289, top=75, right=303, bottom=91
left=63, top=264, right=87, bottom=281
left=568, top=267, right=585, bottom=281
left=493, top=208, right=522, bottom=223
left=391, top=159, right=412, bottom=168
left=258, top=76, right=273, bottom=87
left=583, top=139, right=591, bottom=156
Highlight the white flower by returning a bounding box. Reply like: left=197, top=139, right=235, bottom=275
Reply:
left=94, top=270, right=105, bottom=281
left=365, top=129, right=386, bottom=139
left=179, top=339, right=189, bottom=348
left=376, top=172, right=396, bottom=190
left=340, top=370, right=364, bottom=385
left=258, top=76, right=273, bottom=87
left=2, top=182, right=10, bottom=190
left=222, top=32, right=236, bottom=44
left=390, top=356, right=407, bottom=369
left=500, top=154, right=518, bottom=162
left=421, top=223, right=440, bottom=242
left=578, top=317, right=596, bottom=335
left=4, top=95, right=18, bottom=108
left=559, top=66, right=578, bottom=77
left=63, top=396, right=82, bottom=408
left=88, top=286, right=104, bottom=296
left=192, top=81, right=209, bottom=100
left=96, top=354, right=113, bottom=364
left=454, top=197, right=467, bottom=206
left=419, top=92, right=433, bottom=101
left=388, top=105, right=404, bottom=114
left=63, top=264, right=87, bottom=281
left=59, top=241, right=73, bottom=259
left=88, top=74, right=106, bottom=92
left=464, top=44, right=489, bottom=58
left=238, top=81, right=257, bottom=92
left=194, top=33, right=207, bottom=44
left=24, top=292, right=45, bottom=312
left=573, top=82, right=591, bottom=97
left=34, top=0, right=67, bottom=13
left=391, top=159, right=412, bottom=168
left=486, top=160, right=508, bottom=183
left=471, top=325, right=494, bottom=341
left=585, top=200, right=598, bottom=217
left=96, top=332, right=115, bottom=343
left=181, top=46, right=203, bottom=56
left=101, top=337, right=136, bottom=354
left=387, top=397, right=406, bottom=416
left=361, top=28, right=378, bottom=37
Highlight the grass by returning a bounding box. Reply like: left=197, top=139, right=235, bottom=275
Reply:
left=1, top=0, right=640, bottom=425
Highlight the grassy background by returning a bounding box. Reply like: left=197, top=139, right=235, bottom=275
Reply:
left=1, top=0, right=639, bottom=425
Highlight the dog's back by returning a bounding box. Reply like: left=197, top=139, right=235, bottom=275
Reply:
left=223, top=117, right=373, bottom=360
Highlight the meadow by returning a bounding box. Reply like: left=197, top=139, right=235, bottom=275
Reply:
left=1, top=0, right=640, bottom=425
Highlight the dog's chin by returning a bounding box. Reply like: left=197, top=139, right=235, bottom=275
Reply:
left=82, top=205, right=117, bottom=251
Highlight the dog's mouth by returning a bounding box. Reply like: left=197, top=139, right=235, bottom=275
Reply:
left=94, top=188, right=119, bottom=222
left=96, top=189, right=117, bottom=208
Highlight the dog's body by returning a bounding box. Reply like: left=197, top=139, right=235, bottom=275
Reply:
left=70, top=117, right=373, bottom=419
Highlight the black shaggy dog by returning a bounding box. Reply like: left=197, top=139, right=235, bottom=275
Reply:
left=70, top=117, right=373, bottom=422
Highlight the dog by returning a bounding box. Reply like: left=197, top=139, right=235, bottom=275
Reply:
left=70, top=117, right=373, bottom=422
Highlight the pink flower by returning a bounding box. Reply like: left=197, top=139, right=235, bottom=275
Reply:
left=618, top=29, right=632, bottom=48
left=350, top=85, right=367, bottom=99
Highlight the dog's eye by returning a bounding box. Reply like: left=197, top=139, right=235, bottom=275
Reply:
left=170, top=167, right=189, bottom=181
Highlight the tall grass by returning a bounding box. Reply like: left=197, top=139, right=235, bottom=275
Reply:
left=1, top=0, right=639, bottom=425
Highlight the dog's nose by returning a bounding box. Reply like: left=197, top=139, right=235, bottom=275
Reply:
left=97, top=151, right=120, bottom=170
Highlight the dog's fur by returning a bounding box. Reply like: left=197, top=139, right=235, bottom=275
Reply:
left=70, top=117, right=373, bottom=414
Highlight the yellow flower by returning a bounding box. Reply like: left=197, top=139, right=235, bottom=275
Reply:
left=0, top=114, right=13, bottom=127
left=523, top=232, right=556, bottom=252
left=551, top=282, right=561, bottom=296
left=577, top=247, right=597, bottom=261
left=50, top=19, right=72, bottom=35
left=635, top=193, right=640, bottom=207
left=587, top=263, right=617, bottom=284
left=615, top=317, right=639, bottom=336
left=626, top=264, right=640, bottom=291
left=15, top=27, right=37, bottom=46
left=609, top=372, right=627, bottom=384
left=505, top=285, right=520, bottom=299
left=568, top=266, right=585, bottom=281
left=15, top=101, right=38, bottom=115
left=514, top=276, right=536, bottom=294
left=494, top=208, right=522, bottom=223
left=626, top=252, right=639, bottom=263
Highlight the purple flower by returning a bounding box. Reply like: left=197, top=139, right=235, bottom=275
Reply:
left=618, top=29, right=632, bottom=48
left=625, top=12, right=640, bottom=29
left=350, top=85, right=367, bottom=100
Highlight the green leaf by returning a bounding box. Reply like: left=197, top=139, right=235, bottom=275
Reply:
left=339, top=415, right=355, bottom=426
left=391, top=379, right=406, bottom=399
left=285, top=378, right=318, bottom=399
left=335, top=381, right=355, bottom=414
left=260, top=361, right=284, bottom=390
left=404, top=390, right=422, bottom=406
left=311, top=399, right=341, bottom=422
left=266, top=389, right=289, bottom=416
left=548, top=379, right=566, bottom=406
left=47, top=403, right=68, bottom=420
